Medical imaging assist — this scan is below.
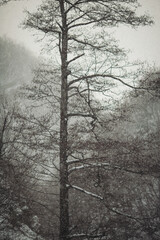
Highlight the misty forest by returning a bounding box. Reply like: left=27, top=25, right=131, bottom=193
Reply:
left=0, top=0, right=160, bottom=240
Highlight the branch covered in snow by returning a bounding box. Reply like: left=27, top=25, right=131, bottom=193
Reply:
left=69, top=184, right=103, bottom=200
left=68, top=162, right=144, bottom=175
left=69, top=233, right=107, bottom=239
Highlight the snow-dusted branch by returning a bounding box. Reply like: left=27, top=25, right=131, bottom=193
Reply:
left=67, top=113, right=96, bottom=119
left=68, top=162, right=144, bottom=175
left=68, top=184, right=103, bottom=200
left=69, top=233, right=107, bottom=239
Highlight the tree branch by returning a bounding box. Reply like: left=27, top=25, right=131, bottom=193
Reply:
left=68, top=74, right=149, bottom=90
left=69, top=184, right=103, bottom=200
left=69, top=233, right=108, bottom=239
left=69, top=184, right=143, bottom=221
left=68, top=162, right=144, bottom=175
left=67, top=113, right=96, bottom=119
left=67, top=53, right=85, bottom=65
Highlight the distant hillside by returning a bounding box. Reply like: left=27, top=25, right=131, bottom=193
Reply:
left=0, top=37, right=37, bottom=92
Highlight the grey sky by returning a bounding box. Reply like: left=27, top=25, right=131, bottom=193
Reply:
left=0, top=0, right=160, bottom=68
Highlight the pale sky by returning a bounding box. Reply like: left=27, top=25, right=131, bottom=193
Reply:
left=0, top=0, right=160, bottom=68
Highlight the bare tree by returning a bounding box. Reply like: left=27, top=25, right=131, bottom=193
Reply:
left=23, top=1, right=153, bottom=239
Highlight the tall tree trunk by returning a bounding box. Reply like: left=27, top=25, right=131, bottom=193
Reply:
left=59, top=1, right=69, bottom=239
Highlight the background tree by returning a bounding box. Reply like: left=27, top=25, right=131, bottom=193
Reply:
left=98, top=70, right=160, bottom=239
left=0, top=94, right=47, bottom=240
left=24, top=1, right=153, bottom=239
left=0, top=38, right=48, bottom=239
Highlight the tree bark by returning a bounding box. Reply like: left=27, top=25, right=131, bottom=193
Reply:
left=59, top=1, right=69, bottom=239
